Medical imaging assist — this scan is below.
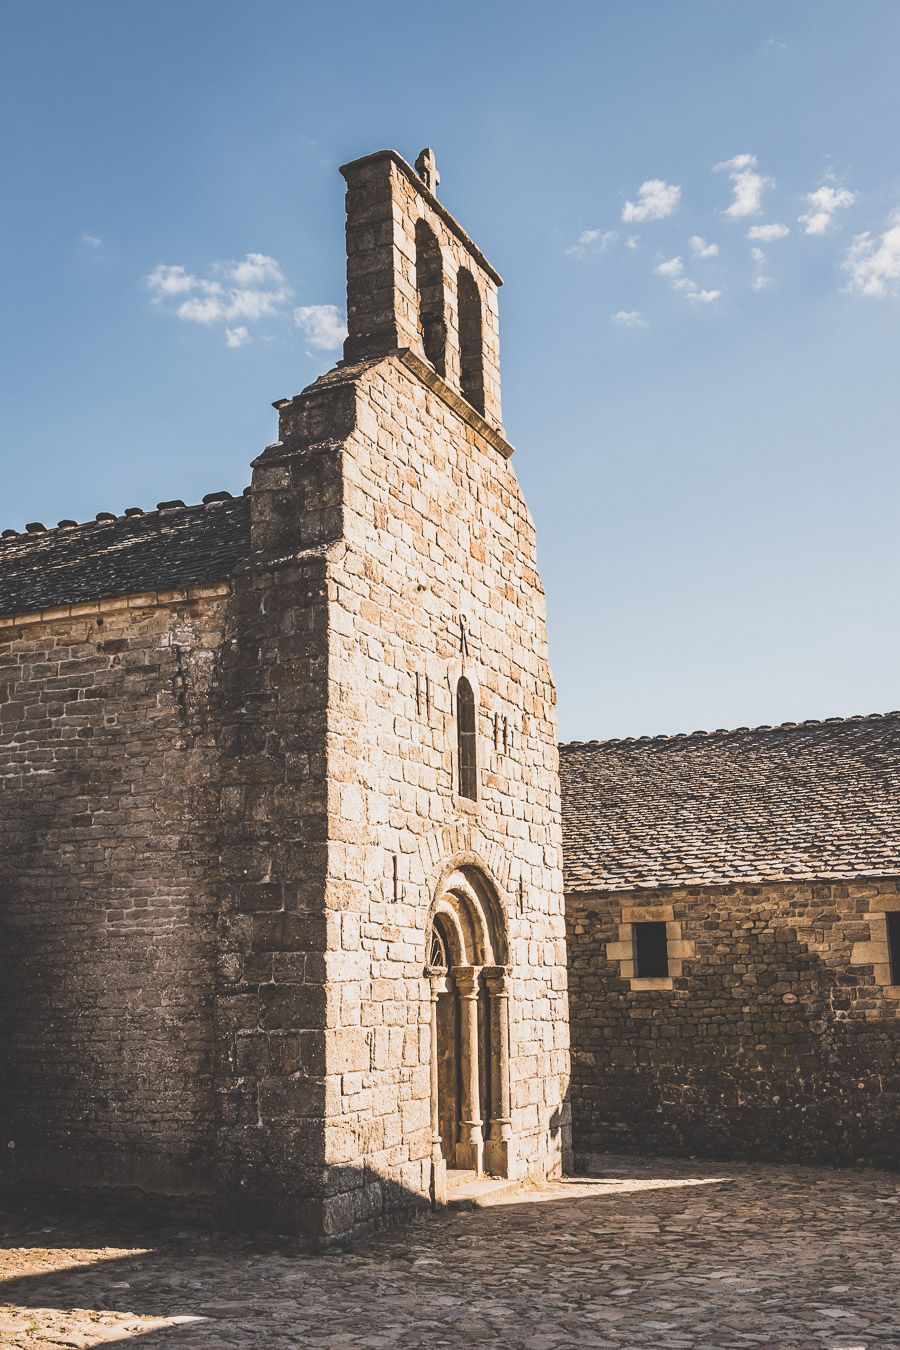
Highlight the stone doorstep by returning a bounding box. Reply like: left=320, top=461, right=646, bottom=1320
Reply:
left=444, top=1169, right=523, bottom=1209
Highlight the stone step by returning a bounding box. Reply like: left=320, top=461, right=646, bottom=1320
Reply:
left=445, top=1171, right=522, bottom=1209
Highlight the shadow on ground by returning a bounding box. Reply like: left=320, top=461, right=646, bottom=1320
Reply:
left=1, top=1154, right=898, bottom=1348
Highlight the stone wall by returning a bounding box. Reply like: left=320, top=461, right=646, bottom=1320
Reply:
left=567, top=878, right=900, bottom=1169
left=0, top=587, right=228, bottom=1203
left=242, top=346, right=572, bottom=1240
left=211, top=513, right=334, bottom=1235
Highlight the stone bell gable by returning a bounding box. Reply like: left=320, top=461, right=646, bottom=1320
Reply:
left=340, top=149, right=503, bottom=429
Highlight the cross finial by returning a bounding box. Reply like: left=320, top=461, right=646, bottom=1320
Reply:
left=415, top=147, right=440, bottom=195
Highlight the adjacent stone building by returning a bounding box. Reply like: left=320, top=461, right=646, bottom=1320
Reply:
left=561, top=715, right=900, bottom=1170
left=0, top=148, right=571, bottom=1242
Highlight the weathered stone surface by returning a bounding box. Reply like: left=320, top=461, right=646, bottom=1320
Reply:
left=0, top=591, right=228, bottom=1203
left=567, top=878, right=900, bottom=1168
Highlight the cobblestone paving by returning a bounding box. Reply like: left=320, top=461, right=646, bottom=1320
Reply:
left=1, top=1155, right=898, bottom=1349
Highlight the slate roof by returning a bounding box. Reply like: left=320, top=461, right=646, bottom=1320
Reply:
left=560, top=713, right=900, bottom=892
left=0, top=495, right=251, bottom=618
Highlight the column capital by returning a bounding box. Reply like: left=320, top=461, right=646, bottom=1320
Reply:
left=483, top=964, right=511, bottom=994
left=427, top=968, right=449, bottom=996
left=451, top=965, right=482, bottom=996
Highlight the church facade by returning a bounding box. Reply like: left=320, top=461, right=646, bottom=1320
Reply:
left=0, top=149, right=570, bottom=1242
left=1, top=149, right=897, bottom=1244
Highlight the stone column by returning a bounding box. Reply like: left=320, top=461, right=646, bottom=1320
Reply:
left=428, top=974, right=447, bottom=1207
left=484, top=966, right=513, bottom=1177
left=452, top=966, right=483, bottom=1173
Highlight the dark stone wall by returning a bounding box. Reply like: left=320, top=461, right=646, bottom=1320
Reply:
left=567, top=879, right=900, bottom=1170
left=209, top=383, right=344, bottom=1237
left=0, top=592, right=228, bottom=1203
left=0, top=378, right=346, bottom=1236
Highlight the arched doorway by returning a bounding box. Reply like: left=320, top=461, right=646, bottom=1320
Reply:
left=425, top=864, right=511, bottom=1200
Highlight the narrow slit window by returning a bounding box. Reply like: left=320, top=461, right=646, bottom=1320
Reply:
left=634, top=921, right=669, bottom=979
left=456, top=676, right=477, bottom=800
left=887, top=912, right=900, bottom=985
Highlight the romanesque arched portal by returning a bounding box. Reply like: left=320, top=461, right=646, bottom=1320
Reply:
left=425, top=862, right=511, bottom=1201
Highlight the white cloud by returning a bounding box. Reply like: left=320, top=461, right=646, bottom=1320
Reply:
left=80, top=232, right=103, bottom=250
left=686, top=288, right=722, bottom=304
left=294, top=304, right=348, bottom=351
left=800, top=183, right=856, bottom=235
left=750, top=246, right=771, bottom=291
left=842, top=212, right=900, bottom=297
left=625, top=235, right=639, bottom=250
left=147, top=253, right=291, bottom=345
left=148, top=264, right=207, bottom=297
left=223, top=287, right=286, bottom=322
left=228, top=252, right=285, bottom=287
left=690, top=235, right=719, bottom=258
left=176, top=295, right=226, bottom=324
left=747, top=223, right=790, bottom=242
left=715, top=152, right=757, bottom=172
left=622, top=180, right=681, bottom=223
left=714, top=153, right=773, bottom=218
left=611, top=309, right=647, bottom=328
left=655, top=255, right=722, bottom=305
left=566, top=228, right=617, bottom=257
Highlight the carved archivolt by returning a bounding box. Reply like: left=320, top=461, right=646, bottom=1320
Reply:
left=425, top=861, right=509, bottom=970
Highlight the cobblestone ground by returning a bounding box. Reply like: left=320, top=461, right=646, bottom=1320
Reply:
left=1, top=1155, right=898, bottom=1349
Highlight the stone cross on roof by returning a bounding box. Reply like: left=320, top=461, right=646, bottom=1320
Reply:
left=415, top=147, right=440, bottom=195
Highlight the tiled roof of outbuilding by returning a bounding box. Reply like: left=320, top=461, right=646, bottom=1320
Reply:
left=0, top=495, right=251, bottom=618
left=560, top=713, right=900, bottom=892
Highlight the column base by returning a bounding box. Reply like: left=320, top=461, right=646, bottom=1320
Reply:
left=455, top=1127, right=483, bottom=1174
left=484, top=1136, right=513, bottom=1179
left=430, top=1157, right=447, bottom=1208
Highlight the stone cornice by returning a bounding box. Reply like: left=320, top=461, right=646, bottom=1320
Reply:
left=0, top=583, right=231, bottom=630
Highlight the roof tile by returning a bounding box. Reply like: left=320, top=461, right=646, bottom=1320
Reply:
left=560, top=713, right=900, bottom=892
left=0, top=496, right=251, bottom=617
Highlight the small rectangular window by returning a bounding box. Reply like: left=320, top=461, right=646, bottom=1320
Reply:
left=634, top=921, right=669, bottom=979
left=887, top=912, right=900, bottom=985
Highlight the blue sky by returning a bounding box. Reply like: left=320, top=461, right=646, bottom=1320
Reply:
left=2, top=1, right=899, bottom=740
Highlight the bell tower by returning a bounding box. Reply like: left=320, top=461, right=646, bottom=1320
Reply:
left=340, top=148, right=504, bottom=431
left=219, top=148, right=569, bottom=1242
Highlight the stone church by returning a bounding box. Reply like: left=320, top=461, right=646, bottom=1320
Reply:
left=0, top=148, right=897, bottom=1244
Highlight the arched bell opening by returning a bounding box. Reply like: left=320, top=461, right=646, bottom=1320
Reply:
left=425, top=865, right=512, bottom=1190
left=457, top=267, right=485, bottom=414
left=415, top=219, right=447, bottom=375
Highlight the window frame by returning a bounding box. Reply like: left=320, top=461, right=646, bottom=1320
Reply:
left=456, top=675, right=478, bottom=802
left=633, top=920, right=670, bottom=980
left=887, top=911, right=900, bottom=987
